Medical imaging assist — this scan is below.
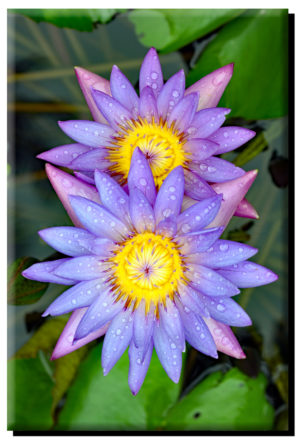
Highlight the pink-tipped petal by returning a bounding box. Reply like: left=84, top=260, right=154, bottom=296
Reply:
left=186, top=64, right=234, bottom=111
left=45, top=163, right=100, bottom=228
left=234, top=198, right=259, bottom=219
left=51, top=308, right=109, bottom=360
left=74, top=66, right=111, bottom=124
left=208, top=170, right=258, bottom=229
left=203, top=317, right=246, bottom=359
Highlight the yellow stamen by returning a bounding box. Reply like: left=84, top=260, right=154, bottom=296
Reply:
left=107, top=117, right=188, bottom=187
left=108, top=232, right=186, bottom=313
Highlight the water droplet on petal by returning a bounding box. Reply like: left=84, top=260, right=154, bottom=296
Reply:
left=220, top=244, right=228, bottom=251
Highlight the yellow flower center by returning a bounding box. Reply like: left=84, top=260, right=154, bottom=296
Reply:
left=107, top=232, right=186, bottom=313
left=107, top=117, right=188, bottom=187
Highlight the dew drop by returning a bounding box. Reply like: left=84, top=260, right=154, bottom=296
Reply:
left=139, top=178, right=147, bottom=186
left=181, top=224, right=190, bottom=233
left=163, top=208, right=172, bottom=218
left=220, top=244, right=229, bottom=252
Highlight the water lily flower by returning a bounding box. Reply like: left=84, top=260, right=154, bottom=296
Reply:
left=38, top=47, right=257, bottom=219
left=23, top=150, right=277, bottom=394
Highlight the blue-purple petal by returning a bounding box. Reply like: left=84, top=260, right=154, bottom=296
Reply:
left=201, top=295, right=252, bottom=327
left=186, top=108, right=231, bottom=139
left=139, top=47, right=164, bottom=98
left=169, top=93, right=198, bottom=132
left=37, top=143, right=92, bottom=167
left=209, top=127, right=256, bottom=155
left=183, top=169, right=217, bottom=201
left=153, top=322, right=182, bottom=383
left=69, top=195, right=130, bottom=241
left=77, top=237, right=116, bottom=256
left=177, top=284, right=209, bottom=317
left=102, top=309, right=134, bottom=375
left=157, top=70, right=185, bottom=119
left=176, top=300, right=218, bottom=358
left=133, top=301, right=154, bottom=358
left=43, top=278, right=105, bottom=316
left=94, top=170, right=131, bottom=226
left=177, top=227, right=224, bottom=255
left=127, top=148, right=156, bottom=205
left=128, top=340, right=153, bottom=395
left=156, top=216, right=177, bottom=237
left=129, top=188, right=155, bottom=233
left=185, top=138, right=219, bottom=161
left=217, top=261, right=278, bottom=288
left=159, top=300, right=185, bottom=351
left=187, top=263, right=240, bottom=297
left=58, top=120, right=113, bottom=147
left=54, top=255, right=107, bottom=281
left=74, top=288, right=123, bottom=340
left=187, top=240, right=258, bottom=268
left=110, top=65, right=139, bottom=117
left=74, top=171, right=96, bottom=184
left=190, top=156, right=245, bottom=182
left=139, top=86, right=159, bottom=122
left=22, top=259, right=77, bottom=285
left=177, top=194, right=222, bottom=234
left=154, top=166, right=184, bottom=224
left=70, top=148, right=110, bottom=171
left=91, top=90, right=133, bottom=130
left=38, top=227, right=95, bottom=257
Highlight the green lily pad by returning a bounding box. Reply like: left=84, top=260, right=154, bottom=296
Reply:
left=187, top=9, right=288, bottom=119
left=129, top=9, right=244, bottom=53
left=163, top=367, right=274, bottom=430
left=9, top=9, right=126, bottom=31
left=56, top=343, right=182, bottom=430
left=7, top=257, right=48, bottom=305
left=7, top=354, right=54, bottom=430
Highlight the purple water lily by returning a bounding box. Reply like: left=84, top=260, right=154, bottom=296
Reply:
left=23, top=150, right=277, bottom=394
left=38, top=47, right=257, bottom=219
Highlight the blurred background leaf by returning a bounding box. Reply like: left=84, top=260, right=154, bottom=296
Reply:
left=56, top=343, right=182, bottom=430
left=7, top=256, right=48, bottom=305
left=187, top=9, right=288, bottom=119
left=163, top=368, right=274, bottom=430
left=8, top=354, right=54, bottom=430
left=129, top=9, right=244, bottom=53
left=10, top=9, right=127, bottom=31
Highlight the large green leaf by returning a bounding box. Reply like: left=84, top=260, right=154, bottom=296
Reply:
left=56, top=343, right=182, bottom=430
left=10, top=9, right=126, bottom=31
left=187, top=9, right=288, bottom=119
left=15, top=316, right=91, bottom=414
left=129, top=9, right=244, bottom=53
left=163, top=368, right=274, bottom=430
left=8, top=354, right=54, bottom=430
left=7, top=257, right=48, bottom=305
